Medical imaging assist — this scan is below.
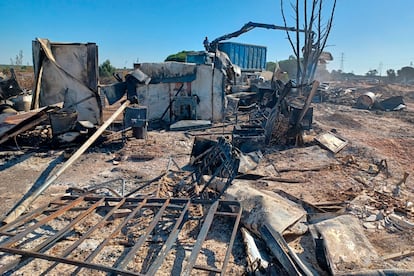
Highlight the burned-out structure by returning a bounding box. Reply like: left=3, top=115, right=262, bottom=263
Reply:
left=1, top=21, right=414, bottom=276
left=0, top=38, right=101, bottom=146
left=101, top=59, right=232, bottom=131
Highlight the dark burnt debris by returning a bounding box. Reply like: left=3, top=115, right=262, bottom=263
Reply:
left=0, top=68, right=23, bottom=101
left=0, top=37, right=413, bottom=275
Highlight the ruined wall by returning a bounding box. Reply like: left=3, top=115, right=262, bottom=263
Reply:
left=192, top=65, right=224, bottom=122
left=32, top=39, right=101, bottom=124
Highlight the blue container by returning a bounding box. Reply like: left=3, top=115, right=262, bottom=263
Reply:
left=218, top=42, right=267, bottom=70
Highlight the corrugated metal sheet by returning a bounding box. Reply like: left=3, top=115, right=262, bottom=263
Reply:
left=218, top=42, right=267, bottom=70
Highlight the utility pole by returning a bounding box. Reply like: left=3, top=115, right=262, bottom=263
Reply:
left=340, top=52, right=344, bottom=72
left=378, top=62, right=383, bottom=76
left=378, top=62, right=383, bottom=84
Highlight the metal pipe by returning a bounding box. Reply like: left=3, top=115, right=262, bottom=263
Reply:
left=3, top=100, right=130, bottom=224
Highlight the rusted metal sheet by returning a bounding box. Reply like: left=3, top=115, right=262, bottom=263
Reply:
left=0, top=195, right=241, bottom=275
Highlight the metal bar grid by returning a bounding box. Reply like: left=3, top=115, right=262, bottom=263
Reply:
left=0, top=195, right=241, bottom=275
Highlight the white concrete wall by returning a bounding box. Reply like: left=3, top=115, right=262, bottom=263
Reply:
left=135, top=63, right=225, bottom=122
left=136, top=83, right=171, bottom=120
left=193, top=65, right=224, bottom=121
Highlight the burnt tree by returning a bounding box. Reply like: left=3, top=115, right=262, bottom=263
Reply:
left=281, top=0, right=337, bottom=94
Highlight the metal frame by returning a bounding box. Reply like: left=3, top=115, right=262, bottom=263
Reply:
left=124, top=138, right=240, bottom=200
left=192, top=137, right=240, bottom=199
left=0, top=195, right=241, bottom=275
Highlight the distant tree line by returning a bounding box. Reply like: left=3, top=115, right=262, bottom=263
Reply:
left=266, top=55, right=299, bottom=79
left=266, top=55, right=331, bottom=82
left=98, top=54, right=414, bottom=85
left=99, top=59, right=116, bottom=78
left=164, top=50, right=201, bottom=62
left=330, top=66, right=414, bottom=83
left=268, top=57, right=414, bottom=84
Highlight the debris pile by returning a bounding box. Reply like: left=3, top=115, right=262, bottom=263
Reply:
left=0, top=68, right=23, bottom=103
left=315, top=83, right=408, bottom=112
left=0, top=196, right=242, bottom=275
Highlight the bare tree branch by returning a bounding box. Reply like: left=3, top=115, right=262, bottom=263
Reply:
left=303, top=0, right=309, bottom=85
left=295, top=0, right=301, bottom=84
left=320, top=0, right=337, bottom=51
left=280, top=0, right=298, bottom=57
left=280, top=0, right=337, bottom=85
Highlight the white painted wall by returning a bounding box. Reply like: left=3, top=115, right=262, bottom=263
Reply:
left=135, top=63, right=225, bottom=122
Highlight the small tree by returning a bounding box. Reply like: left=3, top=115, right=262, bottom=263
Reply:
left=366, top=69, right=378, bottom=77
left=278, top=56, right=300, bottom=80
left=17, top=50, right=23, bottom=66
left=165, top=51, right=196, bottom=62
left=99, top=59, right=116, bottom=78
left=10, top=50, right=23, bottom=66
left=266, top=61, right=277, bottom=72
left=2, top=67, right=10, bottom=75
left=386, top=69, right=396, bottom=82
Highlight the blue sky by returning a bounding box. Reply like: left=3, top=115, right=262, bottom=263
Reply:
left=0, top=0, right=413, bottom=75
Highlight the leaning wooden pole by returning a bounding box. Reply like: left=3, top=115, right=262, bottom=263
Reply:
left=3, top=100, right=130, bottom=224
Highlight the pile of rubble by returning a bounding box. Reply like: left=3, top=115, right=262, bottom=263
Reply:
left=315, top=82, right=407, bottom=112
left=0, top=38, right=413, bottom=275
